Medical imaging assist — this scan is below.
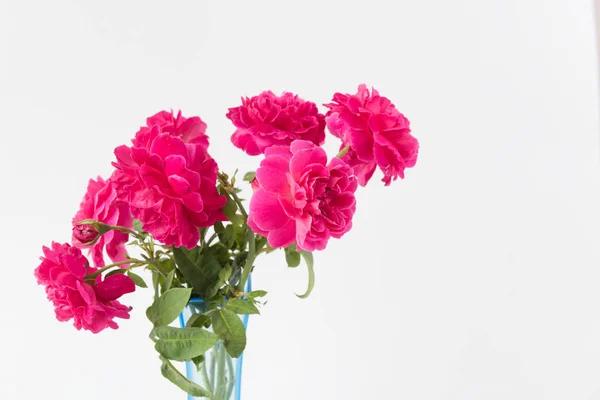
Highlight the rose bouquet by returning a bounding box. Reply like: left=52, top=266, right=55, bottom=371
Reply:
left=34, top=84, right=419, bottom=399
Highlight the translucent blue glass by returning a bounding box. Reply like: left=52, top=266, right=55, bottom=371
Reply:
left=178, top=276, right=251, bottom=400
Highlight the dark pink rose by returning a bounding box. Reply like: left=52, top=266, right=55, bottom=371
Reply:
left=247, top=140, right=357, bottom=251
left=227, top=91, right=326, bottom=156
left=112, top=111, right=226, bottom=249
left=73, top=176, right=132, bottom=267
left=324, top=84, right=419, bottom=186
left=133, top=110, right=209, bottom=150
left=34, top=242, right=135, bottom=333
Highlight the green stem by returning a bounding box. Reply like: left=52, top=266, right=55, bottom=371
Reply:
left=202, top=359, right=214, bottom=394
left=215, top=342, right=227, bottom=399
left=230, top=191, right=248, bottom=219
left=225, top=353, right=235, bottom=400
left=336, top=144, right=350, bottom=158
left=86, top=259, right=144, bottom=279
left=206, top=232, right=219, bottom=246
left=209, top=346, right=217, bottom=394
left=237, top=230, right=256, bottom=292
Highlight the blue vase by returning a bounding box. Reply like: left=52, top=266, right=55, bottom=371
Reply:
left=178, top=276, right=251, bottom=400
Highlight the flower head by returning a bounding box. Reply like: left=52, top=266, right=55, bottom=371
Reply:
left=227, top=91, right=326, bottom=156
left=34, top=242, right=135, bottom=333
left=247, top=140, right=357, bottom=251
left=324, top=84, right=419, bottom=186
left=112, top=110, right=226, bottom=249
left=73, top=176, right=132, bottom=267
left=133, top=110, right=209, bottom=150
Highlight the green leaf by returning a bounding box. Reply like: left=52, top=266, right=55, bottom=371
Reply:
left=159, top=356, right=215, bottom=398
left=106, top=268, right=127, bottom=278
left=218, top=265, right=232, bottom=283
left=243, top=171, right=256, bottom=182
left=230, top=168, right=239, bottom=187
left=186, top=313, right=211, bottom=329
left=225, top=299, right=260, bottom=315
left=147, top=288, right=192, bottom=326
left=296, top=251, right=315, bottom=299
left=192, top=354, right=205, bottom=372
left=162, top=269, right=175, bottom=293
left=214, top=221, right=225, bottom=234
left=222, top=193, right=242, bottom=226
left=211, top=309, right=246, bottom=358
left=205, top=264, right=233, bottom=300
left=127, top=270, right=148, bottom=288
left=247, top=290, right=267, bottom=299
left=285, top=246, right=301, bottom=268
left=173, top=247, right=222, bottom=297
left=132, top=219, right=144, bottom=233
left=152, top=326, right=219, bottom=362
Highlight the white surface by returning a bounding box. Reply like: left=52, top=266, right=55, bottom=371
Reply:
left=1, top=1, right=600, bottom=399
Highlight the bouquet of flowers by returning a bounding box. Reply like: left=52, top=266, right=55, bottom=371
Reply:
left=34, top=84, right=419, bottom=399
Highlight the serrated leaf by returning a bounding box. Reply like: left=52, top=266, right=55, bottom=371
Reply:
left=212, top=309, right=246, bottom=358
left=127, top=270, right=148, bottom=288
left=173, top=247, right=221, bottom=297
left=205, top=265, right=231, bottom=299
left=147, top=288, right=192, bottom=326
left=225, top=299, right=260, bottom=315
left=153, top=326, right=219, bottom=361
left=243, top=171, right=256, bottom=182
left=296, top=251, right=315, bottom=299
left=159, top=356, right=215, bottom=398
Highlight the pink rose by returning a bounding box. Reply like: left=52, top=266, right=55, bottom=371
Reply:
left=34, top=242, right=135, bottom=333
left=112, top=111, right=226, bottom=249
left=227, top=91, right=326, bottom=156
left=73, top=176, right=132, bottom=267
left=133, top=110, right=209, bottom=150
left=247, top=140, right=357, bottom=251
left=324, top=84, right=419, bottom=186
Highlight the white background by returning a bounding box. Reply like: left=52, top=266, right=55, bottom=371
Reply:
left=1, top=1, right=600, bottom=399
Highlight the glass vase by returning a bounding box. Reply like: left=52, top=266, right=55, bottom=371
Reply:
left=178, top=277, right=251, bottom=400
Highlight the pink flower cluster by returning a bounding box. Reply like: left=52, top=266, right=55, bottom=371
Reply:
left=34, top=242, right=134, bottom=333
left=36, top=85, right=418, bottom=332
left=228, top=85, right=418, bottom=248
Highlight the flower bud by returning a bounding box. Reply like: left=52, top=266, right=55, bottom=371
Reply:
left=72, top=224, right=99, bottom=245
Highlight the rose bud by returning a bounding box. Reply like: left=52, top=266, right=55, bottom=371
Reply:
left=72, top=224, right=100, bottom=245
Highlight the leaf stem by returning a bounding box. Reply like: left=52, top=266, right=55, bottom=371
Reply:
left=86, top=259, right=145, bottom=279
left=229, top=191, right=248, bottom=219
